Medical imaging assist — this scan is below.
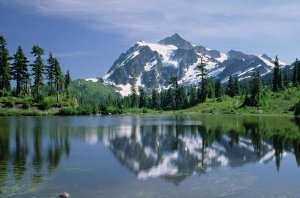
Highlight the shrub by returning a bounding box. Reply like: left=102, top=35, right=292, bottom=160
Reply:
left=57, top=107, right=76, bottom=115
left=76, top=106, right=93, bottom=115
left=38, top=100, right=51, bottom=110
left=22, top=102, right=30, bottom=109
left=3, top=100, right=14, bottom=108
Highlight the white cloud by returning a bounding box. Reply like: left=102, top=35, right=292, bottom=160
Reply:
left=4, top=0, right=300, bottom=43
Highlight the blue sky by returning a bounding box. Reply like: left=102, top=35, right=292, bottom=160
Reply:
left=0, top=0, right=299, bottom=80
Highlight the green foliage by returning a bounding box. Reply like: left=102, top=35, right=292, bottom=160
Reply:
left=0, top=35, right=11, bottom=92
left=69, top=80, right=120, bottom=106
left=215, top=79, right=224, bottom=98
left=3, top=100, right=14, bottom=108
left=293, top=59, right=300, bottom=86
left=22, top=101, right=30, bottom=109
left=272, top=56, right=284, bottom=92
left=31, top=45, right=45, bottom=97
left=295, top=100, right=300, bottom=117
left=11, top=46, right=29, bottom=96
left=243, top=72, right=262, bottom=107
left=226, top=75, right=240, bottom=97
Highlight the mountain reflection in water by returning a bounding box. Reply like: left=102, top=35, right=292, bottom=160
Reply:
left=0, top=115, right=300, bottom=196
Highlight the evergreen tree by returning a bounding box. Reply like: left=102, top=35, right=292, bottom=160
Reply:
left=188, top=86, right=197, bottom=106
left=46, top=53, right=55, bottom=94
left=65, top=69, right=71, bottom=96
left=233, top=76, right=240, bottom=96
left=215, top=79, right=224, bottom=98
left=0, top=35, right=11, bottom=94
left=130, top=86, right=138, bottom=108
left=243, top=72, right=262, bottom=107
left=138, top=87, right=147, bottom=108
left=293, top=59, right=299, bottom=86
left=175, top=86, right=187, bottom=109
left=197, top=54, right=207, bottom=102
left=11, top=46, right=29, bottom=96
left=151, top=89, right=159, bottom=109
left=206, top=78, right=215, bottom=98
left=226, top=75, right=235, bottom=97
left=53, top=58, right=64, bottom=103
left=283, top=73, right=290, bottom=88
left=31, top=45, right=45, bottom=97
left=250, top=72, right=262, bottom=106
left=272, top=56, right=284, bottom=92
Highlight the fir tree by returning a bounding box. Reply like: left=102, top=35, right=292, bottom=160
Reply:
left=0, top=35, right=11, bottom=94
left=11, top=46, right=29, bottom=96
left=215, top=79, right=224, bottom=98
left=226, top=75, right=235, bottom=97
left=46, top=53, right=55, bottom=94
left=206, top=78, right=215, bottom=98
left=293, top=59, right=299, bottom=86
left=65, top=69, right=71, bottom=97
left=151, top=89, right=159, bottom=109
left=249, top=72, right=262, bottom=106
left=138, top=87, right=147, bottom=108
left=233, top=76, right=240, bottom=96
left=243, top=72, right=262, bottom=107
left=197, top=54, right=207, bottom=102
left=188, top=86, right=197, bottom=106
left=130, top=86, right=138, bottom=108
left=53, top=58, right=64, bottom=103
left=31, top=45, right=45, bottom=97
left=272, top=56, right=284, bottom=92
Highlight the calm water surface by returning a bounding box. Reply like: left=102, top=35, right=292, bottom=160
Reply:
left=0, top=115, right=300, bottom=198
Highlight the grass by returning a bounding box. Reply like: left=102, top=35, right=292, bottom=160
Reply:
left=124, top=86, right=300, bottom=117
left=0, top=86, right=299, bottom=116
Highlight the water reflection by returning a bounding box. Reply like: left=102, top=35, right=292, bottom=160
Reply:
left=0, top=115, right=299, bottom=195
left=100, top=116, right=300, bottom=183
left=0, top=117, right=70, bottom=196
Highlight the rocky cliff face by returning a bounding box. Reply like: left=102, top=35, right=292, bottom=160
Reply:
left=101, top=34, right=287, bottom=96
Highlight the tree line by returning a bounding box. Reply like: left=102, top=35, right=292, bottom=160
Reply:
left=121, top=54, right=300, bottom=111
left=0, top=35, right=71, bottom=102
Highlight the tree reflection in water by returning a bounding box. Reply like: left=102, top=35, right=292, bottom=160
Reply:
left=0, top=115, right=299, bottom=194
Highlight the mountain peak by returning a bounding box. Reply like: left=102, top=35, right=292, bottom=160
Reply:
left=159, top=33, right=193, bottom=50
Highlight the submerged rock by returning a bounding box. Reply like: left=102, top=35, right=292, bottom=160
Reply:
left=59, top=192, right=70, bottom=198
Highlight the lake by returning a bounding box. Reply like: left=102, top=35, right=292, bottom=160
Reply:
left=0, top=115, right=300, bottom=198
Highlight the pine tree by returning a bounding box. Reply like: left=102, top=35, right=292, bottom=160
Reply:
left=151, top=89, right=159, bottom=109
left=130, top=86, right=137, bottom=108
left=46, top=53, right=55, bottom=94
left=53, top=58, right=64, bottom=103
left=65, top=69, right=71, bottom=97
left=0, top=35, right=11, bottom=94
left=197, top=54, right=207, bottom=102
left=206, top=78, right=215, bottom=98
left=138, top=87, right=147, bottom=108
left=226, top=75, right=235, bottom=97
left=11, top=46, right=29, bottom=96
left=215, top=79, right=224, bottom=98
left=243, top=72, right=262, bottom=107
left=249, top=72, right=262, bottom=106
left=31, top=45, right=45, bottom=97
left=272, top=56, right=283, bottom=92
left=293, top=59, right=299, bottom=86
left=188, top=86, right=197, bottom=106
left=233, top=76, right=240, bottom=96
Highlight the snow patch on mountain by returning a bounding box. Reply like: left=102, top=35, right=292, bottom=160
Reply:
left=138, top=41, right=178, bottom=68
left=145, top=60, right=158, bottom=71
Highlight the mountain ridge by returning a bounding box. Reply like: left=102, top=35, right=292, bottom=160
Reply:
left=99, top=34, right=288, bottom=96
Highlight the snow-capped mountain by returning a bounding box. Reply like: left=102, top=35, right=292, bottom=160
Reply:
left=101, top=34, right=287, bottom=96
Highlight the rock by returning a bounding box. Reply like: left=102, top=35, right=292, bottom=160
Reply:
left=59, top=192, right=70, bottom=198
